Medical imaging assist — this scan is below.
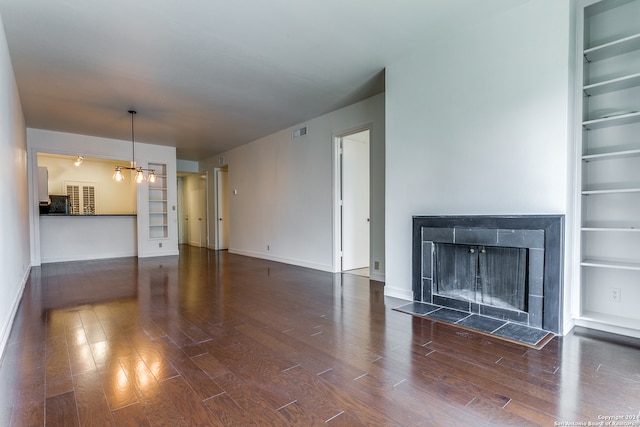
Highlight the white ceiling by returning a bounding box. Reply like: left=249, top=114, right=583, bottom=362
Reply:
left=0, top=0, right=528, bottom=160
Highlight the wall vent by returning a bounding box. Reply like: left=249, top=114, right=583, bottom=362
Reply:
left=292, top=126, right=308, bottom=139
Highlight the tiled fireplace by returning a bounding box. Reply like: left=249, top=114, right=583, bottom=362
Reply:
left=412, top=215, right=564, bottom=335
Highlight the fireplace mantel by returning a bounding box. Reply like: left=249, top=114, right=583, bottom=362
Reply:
left=412, top=215, right=564, bottom=334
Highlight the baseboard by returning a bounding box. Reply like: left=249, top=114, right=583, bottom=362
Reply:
left=0, top=265, right=30, bottom=364
left=369, top=271, right=385, bottom=282
left=229, top=249, right=333, bottom=272
left=562, top=317, right=576, bottom=337
left=574, top=318, right=640, bottom=340
left=383, top=285, right=413, bottom=301
left=41, top=251, right=137, bottom=263
left=138, top=249, right=180, bottom=258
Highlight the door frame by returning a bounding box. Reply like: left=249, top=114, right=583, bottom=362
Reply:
left=213, top=166, right=229, bottom=250
left=332, top=125, right=372, bottom=273
left=177, top=172, right=209, bottom=248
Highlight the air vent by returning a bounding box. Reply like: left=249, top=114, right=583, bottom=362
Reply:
left=292, top=126, right=308, bottom=139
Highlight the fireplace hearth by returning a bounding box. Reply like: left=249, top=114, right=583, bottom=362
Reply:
left=412, top=215, right=564, bottom=335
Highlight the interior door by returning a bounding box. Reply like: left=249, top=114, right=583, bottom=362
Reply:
left=189, top=188, right=206, bottom=247
left=216, top=169, right=229, bottom=250
left=341, top=131, right=370, bottom=271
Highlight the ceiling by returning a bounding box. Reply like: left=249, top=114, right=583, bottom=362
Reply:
left=0, top=0, right=528, bottom=161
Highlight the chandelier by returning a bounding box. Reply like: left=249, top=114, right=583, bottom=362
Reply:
left=113, top=110, right=156, bottom=184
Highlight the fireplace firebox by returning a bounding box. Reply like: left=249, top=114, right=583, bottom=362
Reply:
left=412, top=215, right=564, bottom=334
left=434, top=243, right=528, bottom=312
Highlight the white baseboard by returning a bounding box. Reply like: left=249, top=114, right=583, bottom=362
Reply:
left=229, top=249, right=333, bottom=272
left=138, top=249, right=180, bottom=258
left=370, top=271, right=385, bottom=282
left=383, top=285, right=413, bottom=301
left=574, top=318, right=640, bottom=340
left=41, top=250, right=137, bottom=263
left=561, top=317, right=576, bottom=336
left=0, top=266, right=30, bottom=363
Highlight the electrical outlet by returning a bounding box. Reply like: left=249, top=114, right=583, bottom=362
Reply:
left=159, top=242, right=163, bottom=248
left=374, top=261, right=380, bottom=270
left=609, top=287, right=621, bottom=302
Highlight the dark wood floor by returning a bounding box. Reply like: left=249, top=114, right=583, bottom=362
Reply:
left=1, top=246, right=639, bottom=426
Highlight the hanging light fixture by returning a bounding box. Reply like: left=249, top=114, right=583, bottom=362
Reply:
left=113, top=110, right=155, bottom=183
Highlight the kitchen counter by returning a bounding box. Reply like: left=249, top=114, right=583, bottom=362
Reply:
left=40, top=214, right=137, bottom=263
left=40, top=213, right=137, bottom=217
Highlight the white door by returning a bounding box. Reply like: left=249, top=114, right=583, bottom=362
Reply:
left=189, top=188, right=206, bottom=247
left=216, top=169, right=229, bottom=250
left=341, top=130, right=370, bottom=271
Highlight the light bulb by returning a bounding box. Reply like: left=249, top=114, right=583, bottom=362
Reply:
left=148, top=171, right=156, bottom=183
left=135, top=168, right=145, bottom=183
left=113, top=167, right=124, bottom=182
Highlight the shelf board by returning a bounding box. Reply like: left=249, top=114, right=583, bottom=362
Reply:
left=577, top=312, right=640, bottom=338
left=582, top=187, right=640, bottom=195
left=581, top=259, right=640, bottom=271
left=584, top=72, right=640, bottom=96
left=583, top=110, right=640, bottom=130
left=582, top=148, right=640, bottom=161
left=582, top=225, right=640, bottom=232
left=584, top=32, right=640, bottom=62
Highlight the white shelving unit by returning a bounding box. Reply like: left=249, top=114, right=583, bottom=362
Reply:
left=148, top=162, right=168, bottom=239
left=577, top=0, right=640, bottom=336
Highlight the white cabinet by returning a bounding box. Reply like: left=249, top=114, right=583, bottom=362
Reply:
left=37, top=166, right=49, bottom=203
left=578, top=0, right=640, bottom=334
left=148, top=163, right=168, bottom=239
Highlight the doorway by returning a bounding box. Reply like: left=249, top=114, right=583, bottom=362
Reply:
left=215, top=167, right=229, bottom=250
left=177, top=172, right=208, bottom=247
left=336, top=129, right=370, bottom=276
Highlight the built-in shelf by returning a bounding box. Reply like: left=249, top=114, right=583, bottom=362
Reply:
left=582, top=225, right=640, bottom=231
left=148, top=163, right=168, bottom=239
left=584, top=32, right=640, bottom=62
left=582, top=148, right=640, bottom=161
left=584, top=72, right=640, bottom=96
left=583, top=110, right=640, bottom=129
left=581, top=259, right=640, bottom=271
left=578, top=0, right=640, bottom=338
left=582, top=187, right=640, bottom=195
left=577, top=312, right=640, bottom=338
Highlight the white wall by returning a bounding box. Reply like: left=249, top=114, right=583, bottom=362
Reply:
left=201, top=93, right=385, bottom=276
left=0, top=14, right=29, bottom=359
left=27, top=129, right=179, bottom=262
left=385, top=0, right=575, bottom=330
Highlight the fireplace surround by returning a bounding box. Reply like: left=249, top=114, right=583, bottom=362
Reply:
left=412, top=215, right=564, bottom=334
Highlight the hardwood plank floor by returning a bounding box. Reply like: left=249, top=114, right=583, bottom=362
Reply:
left=1, top=245, right=639, bottom=426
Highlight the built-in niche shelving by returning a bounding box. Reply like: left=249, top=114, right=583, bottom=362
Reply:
left=577, top=0, right=640, bottom=335
left=148, top=162, right=168, bottom=239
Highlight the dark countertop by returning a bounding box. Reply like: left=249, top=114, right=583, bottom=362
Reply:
left=40, top=214, right=137, bottom=217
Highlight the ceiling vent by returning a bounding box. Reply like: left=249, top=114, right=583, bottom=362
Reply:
left=292, top=126, right=308, bottom=139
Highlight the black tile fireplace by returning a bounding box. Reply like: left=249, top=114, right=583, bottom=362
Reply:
left=412, top=215, right=564, bottom=334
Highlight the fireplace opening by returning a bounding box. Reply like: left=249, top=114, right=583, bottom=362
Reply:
left=434, top=243, right=528, bottom=313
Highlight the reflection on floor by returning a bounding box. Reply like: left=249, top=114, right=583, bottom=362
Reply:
left=2, top=246, right=640, bottom=425
left=343, top=267, right=369, bottom=278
